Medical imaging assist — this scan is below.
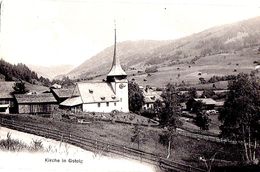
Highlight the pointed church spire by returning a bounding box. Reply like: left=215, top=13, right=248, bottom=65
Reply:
left=112, top=21, right=119, bottom=67
left=107, top=21, right=127, bottom=80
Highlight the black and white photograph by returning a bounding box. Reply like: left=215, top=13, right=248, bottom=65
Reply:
left=0, top=0, right=259, bottom=171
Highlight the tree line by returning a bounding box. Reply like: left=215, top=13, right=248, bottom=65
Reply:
left=0, top=58, right=75, bottom=87
left=0, top=58, right=39, bottom=83
left=128, top=72, right=260, bottom=164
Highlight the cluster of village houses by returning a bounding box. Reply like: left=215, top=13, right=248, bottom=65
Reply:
left=0, top=77, right=224, bottom=115
left=0, top=30, right=224, bottom=115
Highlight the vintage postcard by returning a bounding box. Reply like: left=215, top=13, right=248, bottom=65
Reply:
left=0, top=0, right=260, bottom=171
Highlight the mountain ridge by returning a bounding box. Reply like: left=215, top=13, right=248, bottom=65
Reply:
left=63, top=16, right=260, bottom=87
left=28, top=64, right=74, bottom=80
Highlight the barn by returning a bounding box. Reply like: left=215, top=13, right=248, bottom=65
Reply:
left=15, top=93, right=58, bottom=114
left=0, top=81, right=16, bottom=114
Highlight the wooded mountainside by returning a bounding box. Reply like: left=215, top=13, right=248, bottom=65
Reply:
left=0, top=58, right=50, bottom=85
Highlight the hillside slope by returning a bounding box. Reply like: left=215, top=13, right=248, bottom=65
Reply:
left=67, top=16, right=260, bottom=87
left=28, top=64, right=74, bottom=80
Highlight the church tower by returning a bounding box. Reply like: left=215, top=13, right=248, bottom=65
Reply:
left=107, top=24, right=129, bottom=112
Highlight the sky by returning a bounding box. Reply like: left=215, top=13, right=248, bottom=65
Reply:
left=0, top=0, right=260, bottom=67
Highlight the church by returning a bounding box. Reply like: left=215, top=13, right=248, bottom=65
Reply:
left=60, top=27, right=129, bottom=113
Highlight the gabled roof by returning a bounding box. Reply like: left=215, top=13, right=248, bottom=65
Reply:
left=143, top=88, right=162, bottom=103
left=15, top=93, right=57, bottom=104
left=0, top=81, right=15, bottom=99
left=77, top=82, right=118, bottom=103
left=51, top=88, right=74, bottom=98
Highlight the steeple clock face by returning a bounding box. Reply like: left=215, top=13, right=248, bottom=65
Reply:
left=119, top=83, right=126, bottom=89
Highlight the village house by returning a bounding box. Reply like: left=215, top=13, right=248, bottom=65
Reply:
left=15, top=93, right=58, bottom=114
left=60, top=27, right=129, bottom=113
left=141, top=86, right=162, bottom=110
left=186, top=98, right=224, bottom=111
left=0, top=81, right=16, bottom=114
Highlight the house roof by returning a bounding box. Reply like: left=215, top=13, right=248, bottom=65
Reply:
left=77, top=82, right=119, bottom=103
left=15, top=93, right=57, bottom=104
left=194, top=98, right=217, bottom=105
left=0, top=81, right=15, bottom=99
left=51, top=88, right=74, bottom=99
left=60, top=96, right=83, bottom=107
left=51, top=83, right=62, bottom=89
left=143, top=88, right=162, bottom=103
left=215, top=101, right=225, bottom=106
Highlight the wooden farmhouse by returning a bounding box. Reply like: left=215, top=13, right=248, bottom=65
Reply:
left=0, top=81, right=16, bottom=114
left=60, top=28, right=129, bottom=113
left=14, top=93, right=58, bottom=114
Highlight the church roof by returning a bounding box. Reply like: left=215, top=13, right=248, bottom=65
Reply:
left=77, top=82, right=119, bottom=103
left=107, top=63, right=127, bottom=77
left=61, top=81, right=119, bottom=106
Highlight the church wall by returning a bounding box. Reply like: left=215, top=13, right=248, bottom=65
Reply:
left=82, top=101, right=120, bottom=113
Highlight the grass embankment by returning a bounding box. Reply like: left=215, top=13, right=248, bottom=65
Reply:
left=0, top=132, right=44, bottom=152
left=0, top=113, right=244, bottom=169
left=180, top=112, right=221, bottom=135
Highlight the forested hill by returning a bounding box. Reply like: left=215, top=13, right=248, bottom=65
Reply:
left=67, top=16, right=260, bottom=87
left=0, top=58, right=50, bottom=85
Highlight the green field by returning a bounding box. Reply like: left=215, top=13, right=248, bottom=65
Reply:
left=0, top=113, right=245, bottom=170
left=129, top=48, right=259, bottom=88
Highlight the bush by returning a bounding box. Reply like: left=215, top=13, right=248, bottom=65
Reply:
left=145, top=66, right=158, bottom=73
left=201, top=89, right=215, bottom=98
left=208, top=75, right=236, bottom=83
left=30, top=139, right=44, bottom=152
left=195, top=112, right=211, bottom=130
left=0, top=132, right=28, bottom=151
left=140, top=109, right=156, bottom=119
